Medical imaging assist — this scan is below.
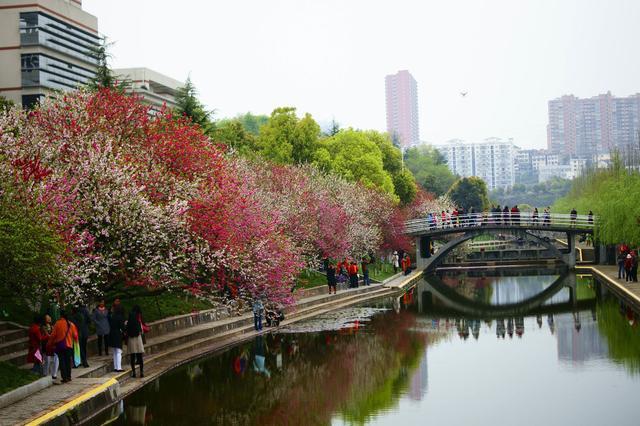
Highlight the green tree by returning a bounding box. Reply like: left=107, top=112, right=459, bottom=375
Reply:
left=447, top=176, right=489, bottom=211
left=0, top=96, right=14, bottom=113
left=316, top=129, right=396, bottom=198
left=257, top=107, right=320, bottom=164
left=174, top=77, right=214, bottom=134
left=404, top=145, right=457, bottom=196
left=236, top=112, right=268, bottom=135
left=213, top=119, right=257, bottom=157
left=364, top=130, right=417, bottom=204
left=87, top=40, right=129, bottom=92
left=0, top=185, right=63, bottom=303
left=392, top=169, right=418, bottom=205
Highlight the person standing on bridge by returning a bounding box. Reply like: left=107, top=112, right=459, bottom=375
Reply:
left=543, top=207, right=551, bottom=226
left=532, top=207, right=539, bottom=225
left=570, top=208, right=577, bottom=227
left=502, top=206, right=510, bottom=225
left=588, top=210, right=594, bottom=226
left=452, top=208, right=459, bottom=227
left=510, top=205, right=520, bottom=226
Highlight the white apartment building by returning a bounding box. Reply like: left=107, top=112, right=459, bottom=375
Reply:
left=538, top=158, right=586, bottom=182
left=435, top=138, right=516, bottom=190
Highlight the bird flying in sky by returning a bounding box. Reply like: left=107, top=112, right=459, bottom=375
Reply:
left=460, top=91, right=468, bottom=97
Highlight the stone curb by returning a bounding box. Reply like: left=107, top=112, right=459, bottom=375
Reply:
left=0, top=376, right=52, bottom=410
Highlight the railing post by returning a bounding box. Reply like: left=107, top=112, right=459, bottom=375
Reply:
left=564, top=232, right=576, bottom=268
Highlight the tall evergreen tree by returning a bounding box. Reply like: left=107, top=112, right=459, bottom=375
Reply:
left=174, top=77, right=214, bottom=134
left=87, top=40, right=129, bottom=92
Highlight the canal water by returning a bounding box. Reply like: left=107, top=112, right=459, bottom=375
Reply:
left=97, top=269, right=640, bottom=425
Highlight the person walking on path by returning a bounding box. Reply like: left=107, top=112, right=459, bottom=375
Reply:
left=570, top=208, right=577, bottom=227
left=126, top=305, right=145, bottom=378
left=27, top=315, right=45, bottom=375
left=326, top=262, right=337, bottom=294
left=92, top=300, right=110, bottom=356
left=402, top=253, right=412, bottom=276
left=625, top=253, right=634, bottom=282
left=108, top=303, right=125, bottom=372
left=361, top=257, right=371, bottom=286
left=617, top=249, right=627, bottom=279
left=253, top=298, right=264, bottom=331
left=46, top=310, right=78, bottom=383
left=41, top=314, right=58, bottom=379
left=348, top=261, right=359, bottom=288
left=392, top=251, right=399, bottom=274
left=72, top=305, right=90, bottom=367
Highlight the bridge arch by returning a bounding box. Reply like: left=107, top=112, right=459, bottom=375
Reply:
left=421, top=229, right=565, bottom=273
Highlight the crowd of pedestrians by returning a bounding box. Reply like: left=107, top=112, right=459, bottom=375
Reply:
left=423, top=206, right=592, bottom=229
left=26, top=299, right=150, bottom=383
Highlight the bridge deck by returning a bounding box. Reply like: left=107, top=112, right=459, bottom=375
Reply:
left=405, top=212, right=595, bottom=237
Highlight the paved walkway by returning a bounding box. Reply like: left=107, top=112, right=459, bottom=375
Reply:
left=577, top=264, right=640, bottom=306
left=1, top=270, right=420, bottom=426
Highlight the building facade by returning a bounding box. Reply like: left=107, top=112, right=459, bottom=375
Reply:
left=385, top=70, right=419, bottom=148
left=0, top=0, right=100, bottom=107
left=538, top=158, right=586, bottom=183
left=547, top=92, right=640, bottom=159
left=514, top=148, right=559, bottom=185
left=435, top=138, right=516, bottom=191
left=115, top=67, right=182, bottom=112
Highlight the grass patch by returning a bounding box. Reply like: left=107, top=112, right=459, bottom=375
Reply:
left=368, top=262, right=398, bottom=282
left=115, top=291, right=216, bottom=323
left=0, top=361, right=39, bottom=394
left=296, top=270, right=328, bottom=289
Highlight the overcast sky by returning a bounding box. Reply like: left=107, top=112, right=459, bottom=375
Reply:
left=83, top=0, right=640, bottom=149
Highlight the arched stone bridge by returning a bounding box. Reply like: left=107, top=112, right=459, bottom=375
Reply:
left=404, top=213, right=595, bottom=271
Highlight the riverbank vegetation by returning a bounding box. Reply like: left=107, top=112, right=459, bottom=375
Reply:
left=554, top=159, right=640, bottom=245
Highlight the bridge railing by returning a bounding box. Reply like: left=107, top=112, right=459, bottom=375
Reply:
left=404, top=212, right=595, bottom=235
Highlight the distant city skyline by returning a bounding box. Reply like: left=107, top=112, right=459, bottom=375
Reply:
left=81, top=0, right=640, bottom=149
left=547, top=92, right=640, bottom=158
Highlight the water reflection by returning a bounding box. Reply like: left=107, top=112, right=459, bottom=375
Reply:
left=97, top=270, right=640, bottom=426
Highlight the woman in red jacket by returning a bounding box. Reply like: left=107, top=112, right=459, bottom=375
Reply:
left=27, top=315, right=45, bottom=375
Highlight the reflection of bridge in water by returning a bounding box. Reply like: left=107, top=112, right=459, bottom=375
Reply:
left=416, top=272, right=596, bottom=319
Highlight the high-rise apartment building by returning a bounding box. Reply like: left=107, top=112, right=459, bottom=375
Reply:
left=0, top=0, right=100, bottom=108
left=115, top=68, right=183, bottom=112
left=385, top=70, right=419, bottom=148
left=435, top=138, right=516, bottom=191
left=547, top=92, right=640, bottom=159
